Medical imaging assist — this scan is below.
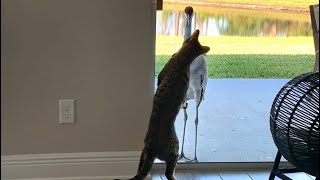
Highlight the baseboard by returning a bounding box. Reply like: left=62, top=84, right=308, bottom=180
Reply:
left=1, top=151, right=141, bottom=180
left=2, top=151, right=294, bottom=179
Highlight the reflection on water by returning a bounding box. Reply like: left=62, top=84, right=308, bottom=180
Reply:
left=156, top=8, right=312, bottom=37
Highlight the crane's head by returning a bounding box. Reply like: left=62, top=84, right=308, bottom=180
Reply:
left=184, top=6, right=194, bottom=40
left=184, top=6, right=194, bottom=23
left=184, top=6, right=193, bottom=17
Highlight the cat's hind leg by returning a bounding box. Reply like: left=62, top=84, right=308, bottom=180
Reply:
left=165, top=153, right=178, bottom=180
left=131, top=153, right=156, bottom=180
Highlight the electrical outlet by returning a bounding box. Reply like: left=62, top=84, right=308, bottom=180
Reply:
left=59, top=99, right=75, bottom=124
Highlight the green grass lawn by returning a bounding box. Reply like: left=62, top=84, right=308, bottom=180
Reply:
left=156, top=36, right=315, bottom=78
left=156, top=54, right=314, bottom=78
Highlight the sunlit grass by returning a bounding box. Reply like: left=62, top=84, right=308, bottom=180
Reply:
left=155, top=36, right=315, bottom=78
left=156, top=36, right=314, bottom=55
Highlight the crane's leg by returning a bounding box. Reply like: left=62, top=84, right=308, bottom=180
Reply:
left=178, top=104, right=191, bottom=161
left=187, top=89, right=203, bottom=163
left=187, top=105, right=199, bottom=162
left=195, top=105, right=199, bottom=162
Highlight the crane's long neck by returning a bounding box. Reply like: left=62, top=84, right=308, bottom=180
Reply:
left=184, top=16, right=192, bottom=41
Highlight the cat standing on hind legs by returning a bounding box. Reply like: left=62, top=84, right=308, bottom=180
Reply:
left=115, top=29, right=210, bottom=180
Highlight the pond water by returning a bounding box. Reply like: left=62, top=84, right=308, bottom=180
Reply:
left=156, top=7, right=312, bottom=37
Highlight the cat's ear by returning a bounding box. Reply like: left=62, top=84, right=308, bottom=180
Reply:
left=201, top=46, right=210, bottom=54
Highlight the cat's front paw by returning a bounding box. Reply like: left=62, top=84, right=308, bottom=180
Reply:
left=145, top=173, right=152, bottom=180
left=181, top=102, right=188, bottom=109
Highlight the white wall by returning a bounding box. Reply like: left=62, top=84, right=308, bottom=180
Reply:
left=1, top=0, right=156, bottom=155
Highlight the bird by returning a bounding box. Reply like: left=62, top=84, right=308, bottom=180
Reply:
left=178, top=6, right=208, bottom=163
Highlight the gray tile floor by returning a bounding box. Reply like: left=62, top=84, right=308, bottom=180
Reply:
left=155, top=78, right=291, bottom=162
left=150, top=170, right=316, bottom=180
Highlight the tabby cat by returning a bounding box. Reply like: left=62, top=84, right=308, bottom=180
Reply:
left=116, top=29, right=210, bottom=180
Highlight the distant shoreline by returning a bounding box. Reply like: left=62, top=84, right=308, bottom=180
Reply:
left=164, top=1, right=309, bottom=13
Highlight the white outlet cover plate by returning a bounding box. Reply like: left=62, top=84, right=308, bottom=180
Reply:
left=59, top=99, right=75, bottom=124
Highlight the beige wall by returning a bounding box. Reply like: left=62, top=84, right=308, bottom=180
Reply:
left=1, top=0, right=156, bottom=155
